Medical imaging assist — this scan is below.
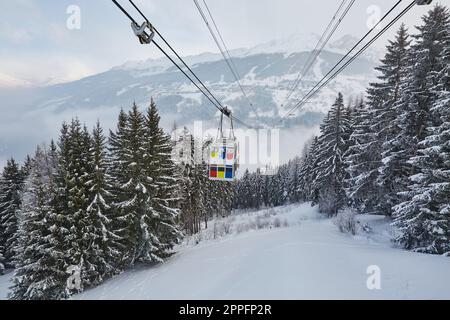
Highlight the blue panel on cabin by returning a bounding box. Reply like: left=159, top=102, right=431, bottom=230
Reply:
left=221, top=147, right=226, bottom=160
left=225, top=166, right=233, bottom=179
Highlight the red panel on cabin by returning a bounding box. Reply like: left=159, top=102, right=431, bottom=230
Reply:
left=209, top=166, right=218, bottom=178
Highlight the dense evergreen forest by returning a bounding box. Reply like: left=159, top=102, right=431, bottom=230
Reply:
left=234, top=5, right=450, bottom=255
left=0, top=100, right=232, bottom=299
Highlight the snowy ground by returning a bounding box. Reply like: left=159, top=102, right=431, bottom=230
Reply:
left=1, top=203, right=450, bottom=300
left=0, top=269, right=13, bottom=300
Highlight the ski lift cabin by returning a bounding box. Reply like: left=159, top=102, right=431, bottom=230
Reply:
left=208, top=108, right=239, bottom=182
left=208, top=138, right=239, bottom=181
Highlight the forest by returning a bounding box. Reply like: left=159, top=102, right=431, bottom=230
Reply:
left=235, top=5, right=449, bottom=255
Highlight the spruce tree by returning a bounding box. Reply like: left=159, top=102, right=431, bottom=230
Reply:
left=20, top=155, right=33, bottom=181
left=0, top=251, right=4, bottom=274
left=191, top=157, right=207, bottom=233
left=143, top=100, right=182, bottom=260
left=312, top=93, right=351, bottom=215
left=108, top=109, right=131, bottom=266
left=45, top=124, right=82, bottom=299
left=251, top=170, right=264, bottom=209
left=279, top=164, right=290, bottom=206
left=261, top=174, right=271, bottom=208
left=269, top=173, right=282, bottom=207
left=393, top=5, right=450, bottom=254
left=173, top=130, right=205, bottom=235
left=109, top=104, right=158, bottom=264
left=238, top=170, right=252, bottom=209
left=344, top=99, right=381, bottom=213
left=298, top=136, right=319, bottom=203
left=381, top=7, right=449, bottom=216
left=0, top=206, right=5, bottom=273
left=10, top=145, right=68, bottom=300
left=0, top=158, right=22, bottom=267
left=362, top=24, right=411, bottom=216
left=287, top=157, right=302, bottom=203
left=60, top=120, right=93, bottom=294
left=83, top=121, right=121, bottom=285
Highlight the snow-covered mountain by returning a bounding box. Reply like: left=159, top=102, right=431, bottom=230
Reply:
left=0, top=72, right=33, bottom=88
left=0, top=33, right=380, bottom=167
left=0, top=33, right=379, bottom=129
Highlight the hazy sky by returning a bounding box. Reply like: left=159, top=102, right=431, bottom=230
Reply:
left=0, top=0, right=438, bottom=87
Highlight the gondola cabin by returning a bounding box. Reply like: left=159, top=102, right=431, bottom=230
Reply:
left=208, top=138, right=239, bottom=182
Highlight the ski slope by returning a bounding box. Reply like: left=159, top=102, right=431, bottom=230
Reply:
left=1, top=203, right=450, bottom=300
left=0, top=270, right=12, bottom=300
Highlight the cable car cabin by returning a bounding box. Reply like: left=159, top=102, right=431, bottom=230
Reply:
left=208, top=138, right=239, bottom=182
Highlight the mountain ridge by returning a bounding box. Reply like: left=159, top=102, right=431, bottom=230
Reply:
left=0, top=33, right=378, bottom=166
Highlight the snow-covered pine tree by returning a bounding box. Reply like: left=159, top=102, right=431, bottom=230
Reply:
left=344, top=98, right=381, bottom=214
left=270, top=168, right=281, bottom=207
left=261, top=174, right=271, bottom=208
left=109, top=104, right=158, bottom=265
left=53, top=122, right=71, bottom=229
left=298, top=136, right=319, bottom=203
left=232, top=173, right=242, bottom=210
left=10, top=145, right=68, bottom=300
left=380, top=7, right=449, bottom=216
left=199, top=139, right=212, bottom=225
left=287, top=157, right=302, bottom=204
left=0, top=158, right=22, bottom=268
left=38, top=119, right=115, bottom=295
left=143, top=100, right=182, bottom=260
left=219, top=179, right=234, bottom=214
left=233, top=158, right=311, bottom=210
left=268, top=173, right=282, bottom=207
left=202, top=176, right=216, bottom=226
left=107, top=109, right=132, bottom=266
left=276, top=163, right=290, bottom=206
left=237, top=170, right=253, bottom=209
left=21, top=155, right=33, bottom=179
left=189, top=155, right=207, bottom=234
left=392, top=5, right=450, bottom=255
left=367, top=24, right=411, bottom=215
left=234, top=169, right=266, bottom=210
left=0, top=197, right=5, bottom=273
left=205, top=174, right=218, bottom=224
left=44, top=123, right=85, bottom=298
left=83, top=121, right=122, bottom=285
left=0, top=162, right=5, bottom=274
left=367, top=24, right=413, bottom=216
left=312, top=93, right=351, bottom=215
left=57, top=120, right=94, bottom=294
left=0, top=250, right=4, bottom=275
left=250, top=170, right=264, bottom=209
left=175, top=132, right=199, bottom=235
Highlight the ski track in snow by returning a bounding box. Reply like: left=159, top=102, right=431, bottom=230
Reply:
left=1, top=203, right=449, bottom=300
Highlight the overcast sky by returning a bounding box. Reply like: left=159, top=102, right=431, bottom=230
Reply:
left=0, top=0, right=439, bottom=87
